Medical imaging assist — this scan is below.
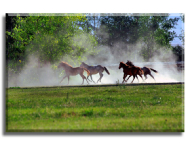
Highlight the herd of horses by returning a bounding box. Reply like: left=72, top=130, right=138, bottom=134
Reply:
left=58, top=61, right=158, bottom=85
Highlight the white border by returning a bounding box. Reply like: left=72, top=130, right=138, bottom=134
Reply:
left=1, top=0, right=189, bottom=145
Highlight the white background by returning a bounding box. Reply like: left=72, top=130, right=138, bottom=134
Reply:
left=1, top=0, right=189, bottom=144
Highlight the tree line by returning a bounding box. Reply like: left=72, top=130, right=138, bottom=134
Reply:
left=6, top=13, right=184, bottom=75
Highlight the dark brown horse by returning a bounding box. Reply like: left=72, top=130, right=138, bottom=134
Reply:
left=126, top=60, right=158, bottom=81
left=58, top=61, right=90, bottom=85
left=119, top=62, right=144, bottom=83
left=80, top=62, right=110, bottom=83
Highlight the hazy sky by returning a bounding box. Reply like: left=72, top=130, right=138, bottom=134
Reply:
left=169, top=14, right=184, bottom=46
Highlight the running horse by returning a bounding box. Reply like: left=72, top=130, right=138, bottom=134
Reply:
left=80, top=62, right=110, bottom=83
left=126, top=60, right=158, bottom=81
left=58, top=61, right=90, bottom=85
left=119, top=62, right=144, bottom=83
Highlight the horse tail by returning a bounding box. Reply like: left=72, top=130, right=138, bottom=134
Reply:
left=83, top=68, right=90, bottom=76
left=150, top=68, right=158, bottom=74
left=104, top=67, right=110, bottom=75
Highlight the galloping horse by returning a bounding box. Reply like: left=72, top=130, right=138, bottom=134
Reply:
left=119, top=62, right=144, bottom=83
left=126, top=60, right=158, bottom=81
left=58, top=61, right=90, bottom=85
left=80, top=62, right=110, bottom=83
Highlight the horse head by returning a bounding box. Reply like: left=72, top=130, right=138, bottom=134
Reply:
left=80, top=62, right=84, bottom=67
left=58, top=63, right=62, bottom=68
left=126, top=60, right=134, bottom=66
left=119, top=62, right=124, bottom=69
left=80, top=62, right=87, bottom=68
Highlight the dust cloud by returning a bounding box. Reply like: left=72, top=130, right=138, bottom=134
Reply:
left=7, top=26, right=184, bottom=88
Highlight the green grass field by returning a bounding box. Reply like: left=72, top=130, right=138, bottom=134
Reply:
left=6, top=84, right=184, bottom=132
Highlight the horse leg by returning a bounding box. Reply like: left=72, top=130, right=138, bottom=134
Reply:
left=125, top=75, right=131, bottom=83
left=139, top=74, right=145, bottom=82
left=80, top=73, right=89, bottom=85
left=85, top=76, right=89, bottom=84
left=90, top=75, right=96, bottom=83
left=122, top=74, right=127, bottom=84
left=97, top=73, right=103, bottom=83
left=99, top=73, right=103, bottom=82
left=67, top=76, right=69, bottom=85
left=87, top=76, right=92, bottom=82
left=131, top=75, right=136, bottom=83
left=149, top=74, right=156, bottom=82
left=60, top=75, right=67, bottom=83
left=144, top=74, right=147, bottom=80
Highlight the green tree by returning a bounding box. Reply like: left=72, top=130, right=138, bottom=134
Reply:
left=6, top=14, right=98, bottom=69
left=93, top=14, right=179, bottom=61
left=179, top=13, right=184, bottom=47
left=172, top=45, right=184, bottom=61
left=138, top=15, right=179, bottom=61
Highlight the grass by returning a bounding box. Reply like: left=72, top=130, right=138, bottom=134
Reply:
left=6, top=84, right=184, bottom=132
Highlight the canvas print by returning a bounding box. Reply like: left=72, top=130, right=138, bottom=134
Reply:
left=6, top=13, right=184, bottom=132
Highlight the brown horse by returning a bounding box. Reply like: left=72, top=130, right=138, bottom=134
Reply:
left=126, top=60, right=158, bottom=81
left=80, top=62, right=110, bottom=83
left=119, top=62, right=144, bottom=83
left=58, top=61, right=90, bottom=85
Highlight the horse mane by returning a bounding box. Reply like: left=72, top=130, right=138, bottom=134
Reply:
left=120, top=62, right=131, bottom=68
left=60, top=61, right=73, bottom=68
left=126, top=60, right=135, bottom=66
left=120, top=62, right=127, bottom=66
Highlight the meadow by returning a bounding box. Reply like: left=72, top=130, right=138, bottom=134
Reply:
left=6, top=84, right=184, bottom=132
